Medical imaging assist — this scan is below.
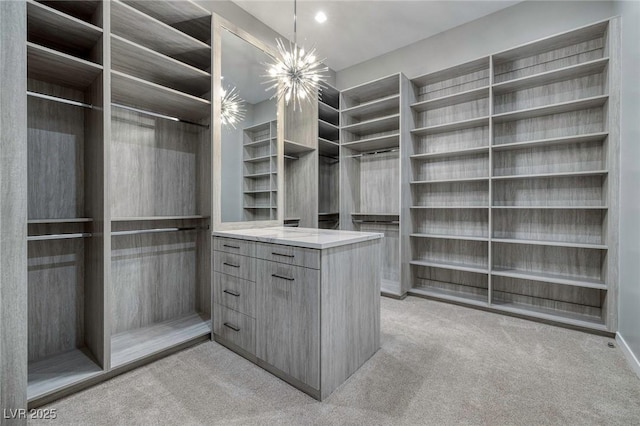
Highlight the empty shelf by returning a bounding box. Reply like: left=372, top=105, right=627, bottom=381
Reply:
left=412, top=116, right=489, bottom=136
left=28, top=218, right=93, bottom=224
left=493, top=57, right=609, bottom=94
left=318, top=102, right=339, bottom=124
left=111, top=313, right=210, bottom=369
left=491, top=268, right=606, bottom=289
left=244, top=137, right=273, bottom=147
left=411, top=86, right=490, bottom=112
left=112, top=215, right=208, bottom=221
left=342, top=134, right=399, bottom=152
left=28, top=348, right=103, bottom=401
left=27, top=42, right=103, bottom=89
left=243, top=155, right=272, bottom=163
left=492, top=170, right=608, bottom=180
left=244, top=172, right=272, bottom=178
left=492, top=132, right=609, bottom=151
left=342, top=74, right=399, bottom=107
left=318, top=138, right=340, bottom=156
left=284, top=140, right=314, bottom=155
left=409, top=286, right=488, bottom=307
left=410, top=260, right=488, bottom=274
left=493, top=95, right=608, bottom=123
left=411, top=233, right=489, bottom=242
left=492, top=205, right=608, bottom=210
left=490, top=301, right=607, bottom=331
left=111, top=70, right=210, bottom=122
left=111, top=35, right=211, bottom=97
left=411, top=206, right=489, bottom=209
left=411, top=177, right=489, bottom=184
left=492, top=238, right=607, bottom=250
left=342, top=94, right=400, bottom=119
left=342, top=114, right=399, bottom=135
left=411, top=146, right=489, bottom=160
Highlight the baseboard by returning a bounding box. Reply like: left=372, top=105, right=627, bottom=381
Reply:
left=616, top=333, right=640, bottom=379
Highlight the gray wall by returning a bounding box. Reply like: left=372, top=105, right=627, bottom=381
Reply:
left=0, top=0, right=28, bottom=421
left=336, top=1, right=615, bottom=88
left=615, top=0, right=640, bottom=374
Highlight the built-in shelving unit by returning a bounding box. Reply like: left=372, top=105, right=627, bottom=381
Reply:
left=243, top=121, right=277, bottom=221
left=318, top=84, right=340, bottom=229
left=108, top=0, right=212, bottom=373
left=405, top=19, right=619, bottom=332
left=340, top=74, right=406, bottom=296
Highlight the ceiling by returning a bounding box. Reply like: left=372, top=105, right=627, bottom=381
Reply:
left=232, top=0, right=522, bottom=71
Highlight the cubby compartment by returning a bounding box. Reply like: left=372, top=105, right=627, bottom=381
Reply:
left=412, top=238, right=488, bottom=272
left=412, top=152, right=489, bottom=182
left=492, top=175, right=606, bottom=207
left=38, top=0, right=102, bottom=26
left=110, top=227, right=211, bottom=368
left=491, top=276, right=606, bottom=329
left=341, top=74, right=400, bottom=109
left=413, top=96, right=489, bottom=129
left=412, top=208, right=488, bottom=238
left=412, top=125, right=489, bottom=155
left=411, top=57, right=490, bottom=102
left=411, top=266, right=489, bottom=305
left=492, top=139, right=606, bottom=177
left=492, top=208, right=607, bottom=246
left=411, top=181, right=489, bottom=207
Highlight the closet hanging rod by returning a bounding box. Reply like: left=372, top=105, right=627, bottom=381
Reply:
left=111, top=226, right=208, bottom=237
left=346, top=148, right=399, bottom=158
left=27, top=91, right=93, bottom=109
left=352, top=219, right=399, bottom=225
left=111, top=103, right=210, bottom=129
left=28, top=232, right=92, bottom=242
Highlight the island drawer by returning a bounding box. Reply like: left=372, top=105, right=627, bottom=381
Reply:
left=213, top=251, right=256, bottom=281
left=214, top=304, right=255, bottom=355
left=214, top=272, right=256, bottom=318
left=213, top=237, right=255, bottom=257
left=256, top=243, right=320, bottom=269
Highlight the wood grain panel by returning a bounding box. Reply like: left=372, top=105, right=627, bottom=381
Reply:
left=320, top=240, right=380, bottom=399
left=213, top=237, right=255, bottom=257
left=412, top=238, right=488, bottom=268
left=27, top=83, right=85, bottom=220
left=413, top=126, right=489, bottom=155
left=413, top=153, right=489, bottom=181
left=256, top=243, right=320, bottom=270
left=413, top=62, right=489, bottom=101
left=492, top=175, right=605, bottom=207
left=413, top=267, right=488, bottom=299
left=256, top=260, right=320, bottom=390
left=212, top=251, right=256, bottom=281
left=413, top=208, right=488, bottom=237
left=417, top=98, right=489, bottom=128
left=111, top=231, right=198, bottom=334
left=213, top=304, right=255, bottom=355
left=318, top=155, right=339, bottom=214
left=28, top=239, right=84, bottom=361
left=110, top=107, right=199, bottom=217
left=284, top=150, right=318, bottom=228
left=213, top=272, right=256, bottom=317
left=356, top=223, right=400, bottom=284
left=413, top=181, right=489, bottom=207
left=360, top=151, right=400, bottom=214
left=28, top=42, right=102, bottom=90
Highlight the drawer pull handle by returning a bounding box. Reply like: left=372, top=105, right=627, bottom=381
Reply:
left=223, top=262, right=240, bottom=268
left=272, top=252, right=295, bottom=258
left=224, top=322, right=240, bottom=332
left=223, top=289, right=240, bottom=297
left=272, top=273, right=294, bottom=281
left=223, top=244, right=240, bottom=249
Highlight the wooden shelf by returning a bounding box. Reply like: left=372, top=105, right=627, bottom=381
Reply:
left=342, top=94, right=400, bottom=119
left=342, top=113, right=400, bottom=135
left=492, top=238, right=607, bottom=250
left=318, top=102, right=339, bottom=125
left=492, top=170, right=608, bottom=180
left=284, top=139, right=314, bottom=155
left=28, top=348, right=103, bottom=401
left=318, top=138, right=339, bottom=156
left=492, top=95, right=608, bottom=123
left=244, top=172, right=272, bottom=178
left=318, top=119, right=340, bottom=141
left=244, top=190, right=272, bottom=194
left=411, top=146, right=489, bottom=160
left=412, top=116, right=489, bottom=136
left=492, top=268, right=606, bottom=290
left=38, top=0, right=100, bottom=24
left=352, top=212, right=399, bottom=217
left=490, top=301, right=607, bottom=331
left=111, top=0, right=210, bottom=70
left=409, top=286, right=488, bottom=307
left=342, top=134, right=399, bottom=152
left=111, top=35, right=211, bottom=97
left=243, top=155, right=272, bottom=163
left=27, top=0, right=103, bottom=57
left=111, top=70, right=211, bottom=122
left=244, top=206, right=275, bottom=209
left=492, top=132, right=609, bottom=152
left=27, top=42, right=103, bottom=90
left=410, top=259, right=488, bottom=274
left=121, top=0, right=211, bottom=43
left=28, top=218, right=93, bottom=224
left=411, top=86, right=489, bottom=112
left=492, top=205, right=608, bottom=210
left=341, top=74, right=399, bottom=108
left=411, top=177, right=489, bottom=184
left=493, top=57, right=609, bottom=94
left=411, top=206, right=489, bottom=209
left=112, top=216, right=208, bottom=221
left=244, top=137, right=273, bottom=147
left=111, top=313, right=210, bottom=369
left=411, top=233, right=489, bottom=242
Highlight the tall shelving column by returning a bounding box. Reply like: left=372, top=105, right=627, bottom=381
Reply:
left=108, top=0, right=213, bottom=369
left=406, top=58, right=492, bottom=305
left=242, top=120, right=277, bottom=221
left=340, top=74, right=403, bottom=296
left=318, top=83, right=340, bottom=229
left=489, top=19, right=619, bottom=332
left=25, top=0, right=108, bottom=403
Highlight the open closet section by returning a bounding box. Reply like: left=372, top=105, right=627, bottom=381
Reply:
left=108, top=0, right=213, bottom=369
left=26, top=0, right=107, bottom=401
left=318, top=84, right=340, bottom=229
left=340, top=74, right=407, bottom=296
left=406, top=19, right=619, bottom=333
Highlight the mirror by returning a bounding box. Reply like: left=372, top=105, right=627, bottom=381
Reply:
left=220, top=27, right=278, bottom=223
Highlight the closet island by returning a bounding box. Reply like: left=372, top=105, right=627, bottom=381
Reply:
left=212, top=227, right=382, bottom=400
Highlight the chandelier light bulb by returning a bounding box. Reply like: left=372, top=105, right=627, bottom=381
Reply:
left=220, top=85, right=246, bottom=129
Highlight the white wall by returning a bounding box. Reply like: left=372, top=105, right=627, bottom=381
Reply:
left=337, top=1, right=615, bottom=89
left=615, top=0, right=640, bottom=376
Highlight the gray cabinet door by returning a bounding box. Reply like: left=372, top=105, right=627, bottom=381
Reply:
left=256, top=259, right=320, bottom=389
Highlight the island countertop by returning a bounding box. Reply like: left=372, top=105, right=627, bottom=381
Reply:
left=212, top=226, right=383, bottom=250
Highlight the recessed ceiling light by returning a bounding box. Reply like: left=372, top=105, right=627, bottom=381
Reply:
left=315, top=11, right=327, bottom=23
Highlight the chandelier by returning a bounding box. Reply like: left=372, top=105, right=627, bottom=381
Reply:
left=220, top=85, right=246, bottom=128
left=264, top=0, right=327, bottom=110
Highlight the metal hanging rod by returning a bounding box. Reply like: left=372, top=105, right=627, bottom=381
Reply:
left=352, top=219, right=399, bottom=225
left=27, top=91, right=93, bottom=109
left=112, top=103, right=210, bottom=129
left=346, top=148, right=399, bottom=158
left=111, top=226, right=208, bottom=237
left=28, top=233, right=92, bottom=242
